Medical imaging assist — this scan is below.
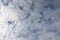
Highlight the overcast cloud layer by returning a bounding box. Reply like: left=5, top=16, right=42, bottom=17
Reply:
left=0, top=0, right=60, bottom=40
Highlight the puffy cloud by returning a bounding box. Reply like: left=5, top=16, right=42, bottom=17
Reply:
left=0, top=0, right=60, bottom=40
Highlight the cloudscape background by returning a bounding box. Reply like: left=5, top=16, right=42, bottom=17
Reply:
left=0, top=0, right=60, bottom=40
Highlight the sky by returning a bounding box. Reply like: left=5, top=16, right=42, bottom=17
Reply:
left=0, top=0, right=60, bottom=40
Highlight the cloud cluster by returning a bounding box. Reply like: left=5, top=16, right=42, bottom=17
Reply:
left=0, top=0, right=60, bottom=40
